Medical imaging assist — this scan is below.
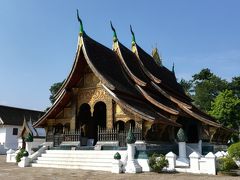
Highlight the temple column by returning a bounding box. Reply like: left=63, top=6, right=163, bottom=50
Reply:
left=70, top=88, right=78, bottom=130
left=106, top=98, right=113, bottom=129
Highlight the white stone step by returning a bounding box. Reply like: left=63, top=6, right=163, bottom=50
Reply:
left=34, top=159, right=112, bottom=167
left=31, top=150, right=126, bottom=172
left=41, top=153, right=114, bottom=159
left=31, top=163, right=112, bottom=171
left=45, top=150, right=121, bottom=155
left=36, top=157, right=113, bottom=163
left=37, top=157, right=113, bottom=163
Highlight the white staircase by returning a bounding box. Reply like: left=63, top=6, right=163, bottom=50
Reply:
left=31, top=150, right=126, bottom=171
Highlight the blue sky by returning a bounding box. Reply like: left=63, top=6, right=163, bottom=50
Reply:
left=0, top=1, right=239, bottom=111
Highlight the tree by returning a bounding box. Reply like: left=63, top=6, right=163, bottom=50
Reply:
left=229, top=76, right=240, bottom=98
left=209, top=90, right=240, bottom=130
left=191, top=68, right=228, bottom=112
left=49, top=80, right=65, bottom=104
left=179, top=78, right=193, bottom=97
left=192, top=68, right=213, bottom=81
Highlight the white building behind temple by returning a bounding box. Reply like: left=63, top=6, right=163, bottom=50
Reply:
left=0, top=105, right=44, bottom=154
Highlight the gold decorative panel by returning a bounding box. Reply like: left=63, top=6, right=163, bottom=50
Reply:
left=78, top=88, right=108, bottom=107
left=64, top=108, right=72, bottom=118
left=116, top=104, right=125, bottom=115
left=84, top=73, right=100, bottom=88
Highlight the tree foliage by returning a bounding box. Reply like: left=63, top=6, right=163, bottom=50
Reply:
left=229, top=76, right=240, bottom=98
left=209, top=90, right=240, bottom=129
left=228, top=142, right=240, bottom=160
left=178, top=69, right=240, bottom=131
left=49, top=80, right=65, bottom=104
left=179, top=78, right=193, bottom=97
left=191, top=68, right=228, bottom=112
left=217, top=156, right=238, bottom=172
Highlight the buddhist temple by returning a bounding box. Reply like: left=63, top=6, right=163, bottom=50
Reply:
left=33, top=16, right=232, bottom=149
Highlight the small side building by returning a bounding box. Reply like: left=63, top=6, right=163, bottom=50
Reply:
left=0, top=105, right=44, bottom=154
left=18, top=118, right=46, bottom=150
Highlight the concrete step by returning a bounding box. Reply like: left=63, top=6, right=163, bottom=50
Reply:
left=31, top=150, right=126, bottom=172
left=36, top=157, right=113, bottom=163
left=45, top=150, right=122, bottom=155
left=34, top=159, right=112, bottom=167
left=41, top=153, right=114, bottom=159
left=176, top=159, right=190, bottom=168
left=31, top=163, right=112, bottom=171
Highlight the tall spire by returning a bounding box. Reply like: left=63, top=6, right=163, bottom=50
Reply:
left=77, top=9, right=84, bottom=36
left=152, top=47, right=162, bottom=66
left=110, top=21, right=118, bottom=42
left=172, top=62, right=175, bottom=75
left=130, top=25, right=136, bottom=45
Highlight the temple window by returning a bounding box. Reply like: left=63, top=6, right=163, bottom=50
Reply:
left=12, top=128, right=18, bottom=135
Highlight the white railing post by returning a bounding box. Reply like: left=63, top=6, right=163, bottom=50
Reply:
left=125, top=130, right=142, bottom=173
left=198, top=140, right=202, bottom=155
left=179, top=142, right=187, bottom=159
left=166, top=152, right=176, bottom=171
left=6, top=149, right=16, bottom=163
left=204, top=152, right=216, bottom=175
left=189, top=152, right=200, bottom=173
left=18, top=156, right=30, bottom=167
left=25, top=142, right=33, bottom=155
left=125, top=143, right=142, bottom=173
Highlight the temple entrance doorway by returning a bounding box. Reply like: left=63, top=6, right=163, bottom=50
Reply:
left=115, top=120, right=126, bottom=147
left=93, top=101, right=107, bottom=128
left=187, top=121, right=199, bottom=143
left=77, top=103, right=91, bottom=137
left=176, top=118, right=199, bottom=143
left=92, top=101, right=106, bottom=143
left=77, top=102, right=107, bottom=145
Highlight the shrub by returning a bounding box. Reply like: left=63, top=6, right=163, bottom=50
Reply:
left=228, top=142, right=240, bottom=160
left=149, top=153, right=169, bottom=173
left=15, top=148, right=25, bottom=163
left=217, top=156, right=238, bottom=172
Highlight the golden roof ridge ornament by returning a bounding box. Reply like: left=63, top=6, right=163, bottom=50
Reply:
left=110, top=21, right=118, bottom=42
left=77, top=9, right=84, bottom=36
left=130, top=25, right=136, bottom=45
left=152, top=47, right=163, bottom=66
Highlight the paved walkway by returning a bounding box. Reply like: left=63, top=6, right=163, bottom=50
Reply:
left=0, top=155, right=238, bottom=180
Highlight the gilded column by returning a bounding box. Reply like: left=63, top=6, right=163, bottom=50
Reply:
left=106, top=98, right=113, bottom=129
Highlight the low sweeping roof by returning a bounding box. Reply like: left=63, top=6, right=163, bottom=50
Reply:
left=0, top=105, right=44, bottom=126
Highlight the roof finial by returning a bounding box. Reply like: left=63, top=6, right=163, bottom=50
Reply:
left=77, top=9, right=84, bottom=36
left=172, top=62, right=175, bottom=75
left=110, top=21, right=118, bottom=42
left=152, top=47, right=163, bottom=66
left=130, top=25, right=136, bottom=45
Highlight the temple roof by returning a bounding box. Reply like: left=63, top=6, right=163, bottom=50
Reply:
left=0, top=105, right=43, bottom=126
left=134, top=44, right=191, bottom=102
left=19, top=118, right=46, bottom=138
left=33, top=22, right=225, bottom=130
